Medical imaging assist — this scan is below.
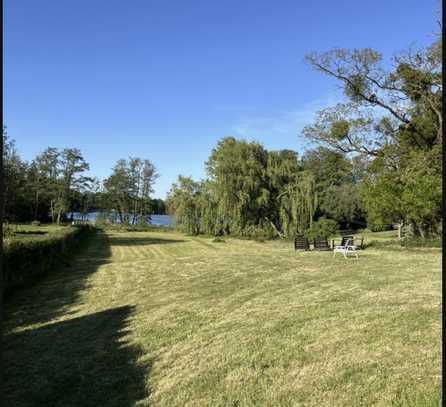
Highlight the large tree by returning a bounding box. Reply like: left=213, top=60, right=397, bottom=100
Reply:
left=2, top=132, right=29, bottom=222
left=302, top=38, right=442, bottom=237
left=103, top=157, right=158, bottom=225
left=166, top=176, right=203, bottom=235
left=168, top=138, right=319, bottom=238
left=205, top=137, right=271, bottom=235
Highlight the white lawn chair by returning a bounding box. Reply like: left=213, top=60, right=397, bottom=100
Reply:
left=333, top=238, right=358, bottom=259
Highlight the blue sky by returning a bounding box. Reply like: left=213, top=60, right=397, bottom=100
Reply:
left=3, top=0, right=439, bottom=198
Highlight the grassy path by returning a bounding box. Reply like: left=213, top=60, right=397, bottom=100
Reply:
left=3, top=230, right=441, bottom=406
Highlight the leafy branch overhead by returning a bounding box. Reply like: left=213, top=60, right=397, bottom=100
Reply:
left=303, top=40, right=442, bottom=156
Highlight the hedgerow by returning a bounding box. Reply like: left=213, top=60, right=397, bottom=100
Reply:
left=3, top=224, right=96, bottom=295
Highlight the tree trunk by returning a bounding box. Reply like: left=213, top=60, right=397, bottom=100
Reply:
left=34, top=190, right=39, bottom=220
left=397, top=221, right=404, bottom=240
left=418, top=223, right=426, bottom=239
left=408, top=221, right=421, bottom=238
left=267, top=218, right=285, bottom=238
left=133, top=200, right=138, bottom=225
left=50, top=200, right=55, bottom=223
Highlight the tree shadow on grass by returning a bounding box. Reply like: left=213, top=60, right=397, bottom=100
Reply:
left=1, top=229, right=179, bottom=406
left=3, top=230, right=152, bottom=405
left=2, top=305, right=151, bottom=407
left=3, top=230, right=112, bottom=328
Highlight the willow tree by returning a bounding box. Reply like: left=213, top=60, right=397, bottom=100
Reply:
left=166, top=176, right=202, bottom=235
left=265, top=149, right=301, bottom=235
left=205, top=137, right=270, bottom=235
left=278, top=172, right=317, bottom=236
left=168, top=139, right=317, bottom=238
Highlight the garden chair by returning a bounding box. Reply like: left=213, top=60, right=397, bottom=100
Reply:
left=333, top=238, right=358, bottom=259
left=294, top=235, right=310, bottom=251
left=331, top=235, right=364, bottom=250
left=313, top=237, right=332, bottom=251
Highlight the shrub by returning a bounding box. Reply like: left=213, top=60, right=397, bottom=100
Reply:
left=31, top=220, right=41, bottom=226
left=368, top=224, right=394, bottom=232
left=364, top=237, right=441, bottom=250
left=400, top=237, right=441, bottom=248
left=3, top=224, right=96, bottom=295
left=2, top=224, right=15, bottom=241
left=363, top=240, right=398, bottom=249
left=304, top=217, right=338, bottom=240
left=241, top=223, right=275, bottom=242
left=212, top=237, right=226, bottom=243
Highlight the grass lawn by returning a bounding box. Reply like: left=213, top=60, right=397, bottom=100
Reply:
left=2, top=229, right=441, bottom=406
left=4, top=223, right=72, bottom=243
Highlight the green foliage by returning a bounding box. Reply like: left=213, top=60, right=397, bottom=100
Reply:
left=304, top=217, right=338, bottom=240
left=3, top=225, right=96, bottom=294
left=31, top=220, right=41, bottom=226
left=330, top=120, right=350, bottom=140
left=205, top=137, right=270, bottom=235
left=167, top=138, right=318, bottom=239
left=3, top=224, right=15, bottom=240
left=149, top=198, right=167, bottom=215
left=401, top=237, right=442, bottom=248
left=1, top=136, right=93, bottom=224
left=400, top=147, right=442, bottom=237
left=302, top=147, right=353, bottom=189
left=1, top=133, right=162, bottom=227
left=243, top=223, right=275, bottom=242
left=166, top=176, right=203, bottom=235
left=321, top=183, right=365, bottom=229
left=211, top=237, right=226, bottom=243
left=367, top=224, right=394, bottom=232
left=102, top=157, right=158, bottom=225
left=304, top=37, right=442, bottom=238
left=278, top=171, right=317, bottom=236
left=301, top=147, right=365, bottom=229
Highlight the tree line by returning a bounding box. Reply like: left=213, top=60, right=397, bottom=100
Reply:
left=167, top=36, right=441, bottom=240
left=2, top=132, right=165, bottom=225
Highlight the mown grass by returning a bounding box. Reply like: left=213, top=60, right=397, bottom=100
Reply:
left=3, top=223, right=72, bottom=243
left=2, top=229, right=441, bottom=406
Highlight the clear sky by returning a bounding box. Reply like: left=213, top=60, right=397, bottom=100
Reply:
left=3, top=0, right=439, bottom=198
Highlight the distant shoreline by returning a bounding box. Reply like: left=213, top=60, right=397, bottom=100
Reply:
left=68, top=212, right=175, bottom=227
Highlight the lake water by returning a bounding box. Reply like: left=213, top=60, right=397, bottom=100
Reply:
left=69, top=212, right=175, bottom=227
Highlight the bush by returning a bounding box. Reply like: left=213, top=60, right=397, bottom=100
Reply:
left=2, top=224, right=15, bottom=240
left=241, top=223, right=275, bottom=242
left=364, top=237, right=441, bottom=250
left=3, top=224, right=96, bottom=295
left=363, top=240, right=398, bottom=250
left=212, top=237, right=226, bottom=243
left=304, top=217, right=338, bottom=240
left=31, top=220, right=41, bottom=226
left=368, top=224, right=394, bottom=232
left=400, top=237, right=441, bottom=248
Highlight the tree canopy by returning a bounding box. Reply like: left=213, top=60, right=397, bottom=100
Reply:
left=302, top=37, right=441, bottom=238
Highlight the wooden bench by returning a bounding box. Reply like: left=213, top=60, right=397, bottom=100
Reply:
left=294, top=235, right=310, bottom=251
